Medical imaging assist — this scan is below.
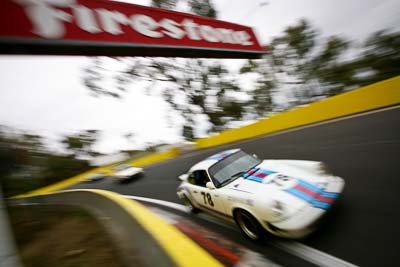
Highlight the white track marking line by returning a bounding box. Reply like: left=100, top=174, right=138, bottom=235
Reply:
left=124, top=195, right=188, bottom=212
left=270, top=241, right=358, bottom=267
left=124, top=195, right=359, bottom=267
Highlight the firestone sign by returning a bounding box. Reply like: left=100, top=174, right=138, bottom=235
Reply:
left=0, top=0, right=265, bottom=58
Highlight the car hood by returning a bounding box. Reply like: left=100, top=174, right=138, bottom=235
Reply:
left=257, top=159, right=331, bottom=184
left=114, top=167, right=142, bottom=177
left=226, top=160, right=335, bottom=216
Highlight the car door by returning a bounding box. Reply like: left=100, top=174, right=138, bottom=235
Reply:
left=187, top=170, right=225, bottom=214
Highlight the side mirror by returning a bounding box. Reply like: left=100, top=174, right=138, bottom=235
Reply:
left=178, top=174, right=188, bottom=181
left=206, top=182, right=215, bottom=190
left=252, top=154, right=258, bottom=159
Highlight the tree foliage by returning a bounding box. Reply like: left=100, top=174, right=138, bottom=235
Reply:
left=83, top=0, right=242, bottom=137
left=242, top=21, right=400, bottom=108
left=82, top=10, right=400, bottom=138
left=240, top=57, right=275, bottom=117
left=352, top=30, right=400, bottom=86
left=0, top=126, right=91, bottom=197
left=117, top=58, right=244, bottom=135
left=61, top=130, right=99, bottom=158
left=189, top=0, right=217, bottom=18
left=151, top=0, right=177, bottom=9
left=151, top=0, right=217, bottom=18
left=241, top=19, right=352, bottom=108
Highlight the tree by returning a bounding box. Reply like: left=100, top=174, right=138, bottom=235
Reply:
left=151, top=0, right=217, bottom=18
left=20, top=134, right=44, bottom=152
left=240, top=19, right=352, bottom=109
left=352, top=30, right=400, bottom=86
left=240, top=58, right=275, bottom=117
left=182, top=125, right=194, bottom=141
left=116, top=58, right=244, bottom=133
left=0, top=126, right=91, bottom=197
left=61, top=130, right=99, bottom=158
left=82, top=0, right=245, bottom=136
left=243, top=20, right=400, bottom=109
left=151, top=0, right=177, bottom=9
left=82, top=16, right=400, bottom=140
left=309, top=36, right=352, bottom=97
left=189, top=0, right=217, bottom=18
left=271, top=20, right=354, bottom=104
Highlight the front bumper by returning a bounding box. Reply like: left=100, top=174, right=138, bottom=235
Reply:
left=266, top=206, right=326, bottom=238
left=266, top=176, right=344, bottom=239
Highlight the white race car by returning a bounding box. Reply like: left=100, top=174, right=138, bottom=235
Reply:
left=177, top=149, right=344, bottom=241
left=113, top=164, right=144, bottom=182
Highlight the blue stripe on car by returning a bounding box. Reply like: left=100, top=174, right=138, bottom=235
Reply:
left=311, top=201, right=331, bottom=210
left=234, top=166, right=339, bottom=211
left=297, top=179, right=322, bottom=193
left=285, top=187, right=315, bottom=202
left=245, top=176, right=264, bottom=183
left=321, top=191, right=339, bottom=198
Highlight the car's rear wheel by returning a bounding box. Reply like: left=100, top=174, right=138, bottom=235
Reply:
left=117, top=178, right=127, bottom=183
left=234, top=210, right=264, bottom=241
left=182, top=196, right=200, bottom=214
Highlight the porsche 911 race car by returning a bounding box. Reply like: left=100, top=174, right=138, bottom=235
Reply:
left=113, top=164, right=144, bottom=182
left=177, top=149, right=345, bottom=241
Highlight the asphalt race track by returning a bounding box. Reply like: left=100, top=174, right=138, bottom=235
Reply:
left=72, top=105, right=400, bottom=267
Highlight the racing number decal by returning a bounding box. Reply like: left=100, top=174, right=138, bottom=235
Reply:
left=276, top=174, right=290, bottom=181
left=201, top=192, right=214, bottom=207
left=270, top=174, right=293, bottom=186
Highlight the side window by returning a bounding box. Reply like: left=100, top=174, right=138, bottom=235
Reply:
left=188, top=170, right=210, bottom=187
left=188, top=172, right=196, bottom=185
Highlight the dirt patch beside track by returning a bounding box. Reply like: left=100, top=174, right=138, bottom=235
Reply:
left=7, top=205, right=132, bottom=267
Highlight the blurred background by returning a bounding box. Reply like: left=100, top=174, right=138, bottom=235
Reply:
left=1, top=1, right=399, bottom=266
left=1, top=0, right=399, bottom=196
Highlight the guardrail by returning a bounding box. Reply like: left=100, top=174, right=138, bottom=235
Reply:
left=195, top=75, right=400, bottom=148
left=9, top=189, right=222, bottom=267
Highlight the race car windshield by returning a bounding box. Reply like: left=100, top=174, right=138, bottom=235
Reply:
left=209, top=151, right=261, bottom=188
left=114, top=164, right=131, bottom=171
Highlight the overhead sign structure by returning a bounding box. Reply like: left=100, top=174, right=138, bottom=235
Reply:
left=0, top=0, right=265, bottom=58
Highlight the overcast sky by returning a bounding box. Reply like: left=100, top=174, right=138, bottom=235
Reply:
left=0, top=0, right=399, bottom=154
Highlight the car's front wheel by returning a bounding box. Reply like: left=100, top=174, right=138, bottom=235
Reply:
left=234, top=210, right=264, bottom=241
left=182, top=196, right=200, bottom=214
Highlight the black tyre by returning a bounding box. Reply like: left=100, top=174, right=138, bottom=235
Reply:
left=234, top=210, right=264, bottom=241
left=117, top=177, right=129, bottom=184
left=183, top=196, right=200, bottom=214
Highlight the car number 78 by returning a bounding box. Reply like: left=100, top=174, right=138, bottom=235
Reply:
left=201, top=192, right=214, bottom=206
